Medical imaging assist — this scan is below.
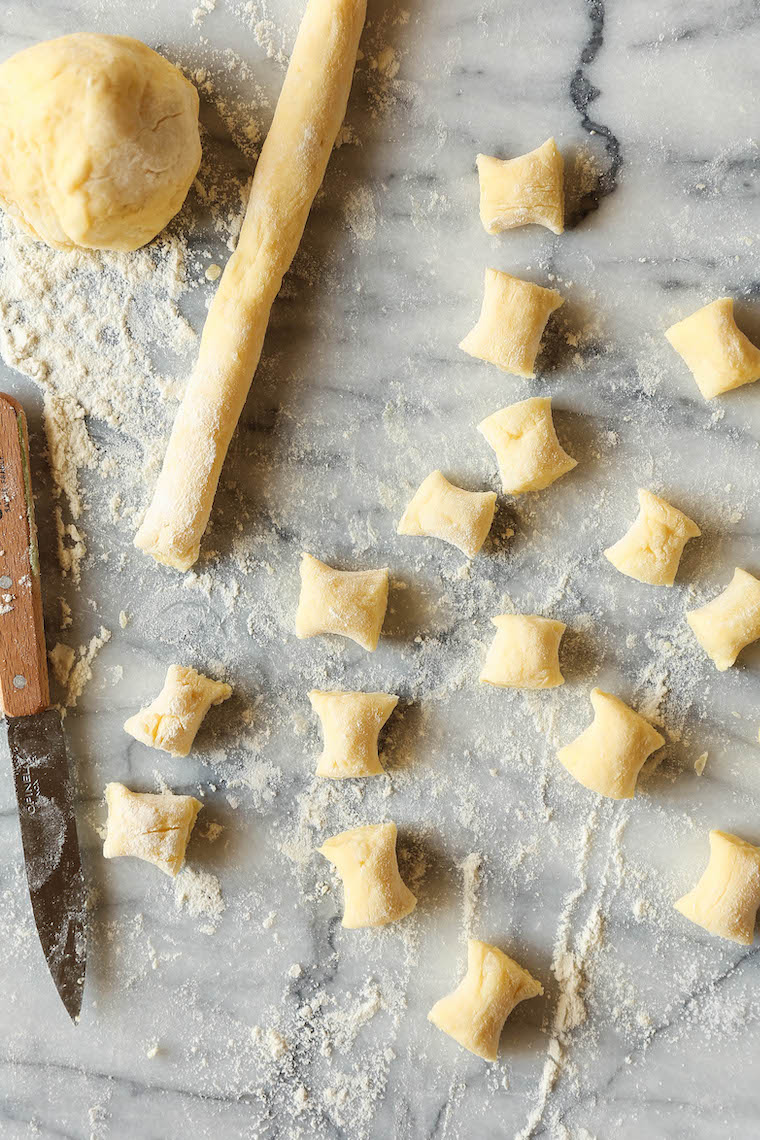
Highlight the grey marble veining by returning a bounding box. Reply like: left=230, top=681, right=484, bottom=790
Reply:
left=1, top=1, right=760, bottom=1138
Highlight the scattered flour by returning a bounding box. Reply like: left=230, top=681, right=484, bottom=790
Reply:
left=459, top=851, right=482, bottom=937
left=48, top=642, right=75, bottom=686
left=64, top=626, right=111, bottom=711
left=174, top=866, right=225, bottom=933
left=192, top=0, right=217, bottom=26
left=43, top=392, right=98, bottom=520
left=343, top=185, right=377, bottom=241
left=372, top=46, right=400, bottom=79
left=517, top=808, right=619, bottom=1140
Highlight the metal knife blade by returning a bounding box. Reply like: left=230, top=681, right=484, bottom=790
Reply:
left=6, top=708, right=87, bottom=1021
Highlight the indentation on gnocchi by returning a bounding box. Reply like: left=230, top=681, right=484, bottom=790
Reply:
left=103, top=782, right=202, bottom=877
left=397, top=470, right=497, bottom=558
left=478, top=396, right=577, bottom=495
left=428, top=938, right=543, bottom=1061
left=318, top=821, right=417, bottom=928
left=686, top=567, right=760, bottom=671
left=476, top=137, right=564, bottom=236
left=124, top=664, right=232, bottom=758
left=665, top=297, right=760, bottom=400
left=675, top=830, right=760, bottom=944
left=479, top=614, right=565, bottom=689
left=459, top=269, right=563, bottom=378
left=604, top=488, right=700, bottom=587
left=557, top=687, right=665, bottom=800
left=295, top=553, right=389, bottom=652
left=309, top=689, right=398, bottom=779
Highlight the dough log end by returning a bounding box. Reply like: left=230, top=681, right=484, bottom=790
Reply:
left=134, top=519, right=199, bottom=573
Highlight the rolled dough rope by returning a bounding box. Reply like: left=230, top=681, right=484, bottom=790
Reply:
left=134, top=0, right=368, bottom=570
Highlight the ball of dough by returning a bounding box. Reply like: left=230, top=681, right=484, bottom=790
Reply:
left=0, top=34, right=202, bottom=251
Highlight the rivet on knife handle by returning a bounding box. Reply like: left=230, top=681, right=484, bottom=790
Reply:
left=0, top=394, right=50, bottom=716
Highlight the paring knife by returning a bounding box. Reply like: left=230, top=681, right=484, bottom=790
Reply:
left=0, top=392, right=86, bottom=1021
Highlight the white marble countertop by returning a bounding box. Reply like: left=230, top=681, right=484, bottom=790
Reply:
left=2, top=1, right=760, bottom=1137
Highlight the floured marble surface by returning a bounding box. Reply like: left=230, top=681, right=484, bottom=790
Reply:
left=1, top=1, right=760, bottom=1138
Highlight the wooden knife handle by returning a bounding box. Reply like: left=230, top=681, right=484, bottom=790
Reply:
left=0, top=394, right=49, bottom=716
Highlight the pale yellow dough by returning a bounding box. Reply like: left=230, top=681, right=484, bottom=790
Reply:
left=460, top=269, right=563, bottom=378
left=604, top=489, right=700, bottom=587
left=476, top=138, right=564, bottom=235
left=103, top=782, right=202, bottom=877
left=318, top=822, right=417, bottom=928
left=0, top=34, right=200, bottom=252
left=397, top=470, right=497, bottom=558
left=675, top=830, right=760, bottom=945
left=309, top=690, right=398, bottom=778
left=295, top=553, right=389, bottom=652
left=124, top=665, right=232, bottom=758
left=479, top=614, right=565, bottom=689
left=665, top=298, right=760, bottom=400
left=686, top=568, right=760, bottom=671
left=557, top=688, right=665, bottom=800
left=134, top=0, right=367, bottom=570
left=428, top=939, right=543, bottom=1062
left=478, top=397, right=577, bottom=495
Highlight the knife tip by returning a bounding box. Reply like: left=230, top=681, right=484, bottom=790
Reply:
left=59, top=975, right=85, bottom=1023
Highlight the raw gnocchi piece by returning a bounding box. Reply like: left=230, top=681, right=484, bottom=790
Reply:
left=686, top=568, right=760, bottom=671
left=309, top=689, right=398, bottom=778
left=476, top=138, right=564, bottom=235
left=103, top=782, right=202, bottom=877
left=479, top=614, right=565, bottom=689
left=397, top=470, right=497, bottom=558
left=318, top=821, right=417, bottom=928
left=459, top=268, right=563, bottom=378
left=478, top=397, right=577, bottom=494
left=428, top=939, right=543, bottom=1061
left=604, top=489, right=701, bottom=587
left=557, top=688, right=665, bottom=800
left=675, top=830, right=760, bottom=944
left=295, top=553, right=389, bottom=652
left=665, top=298, right=760, bottom=400
left=124, top=665, right=232, bottom=758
